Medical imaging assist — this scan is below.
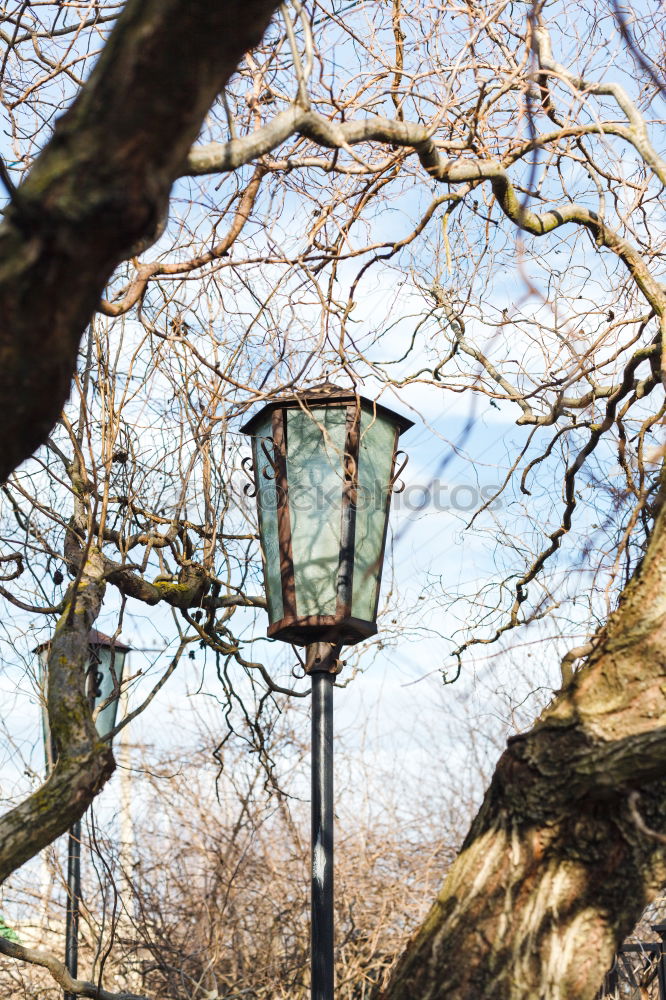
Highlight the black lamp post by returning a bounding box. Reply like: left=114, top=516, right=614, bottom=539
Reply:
left=37, top=630, right=130, bottom=1000
left=241, top=382, right=412, bottom=1000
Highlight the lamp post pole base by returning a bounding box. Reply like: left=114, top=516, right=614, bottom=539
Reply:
left=64, top=819, right=81, bottom=1000
left=308, top=642, right=341, bottom=1000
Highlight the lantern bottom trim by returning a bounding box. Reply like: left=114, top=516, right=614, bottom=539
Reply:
left=267, top=613, right=377, bottom=647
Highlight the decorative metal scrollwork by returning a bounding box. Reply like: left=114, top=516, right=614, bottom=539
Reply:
left=87, top=649, right=104, bottom=701
left=390, top=450, right=408, bottom=494
left=91, top=668, right=104, bottom=700
left=241, top=455, right=257, bottom=497
left=260, top=437, right=280, bottom=481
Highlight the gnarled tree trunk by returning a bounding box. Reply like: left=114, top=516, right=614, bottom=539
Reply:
left=383, top=474, right=666, bottom=1000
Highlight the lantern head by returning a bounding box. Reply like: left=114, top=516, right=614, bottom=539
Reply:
left=37, top=629, right=130, bottom=771
left=241, top=383, right=413, bottom=647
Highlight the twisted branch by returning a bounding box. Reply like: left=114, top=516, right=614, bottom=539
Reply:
left=0, top=936, right=148, bottom=1000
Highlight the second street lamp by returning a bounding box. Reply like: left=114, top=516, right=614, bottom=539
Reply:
left=241, top=382, right=413, bottom=1000
left=37, top=630, right=130, bottom=1000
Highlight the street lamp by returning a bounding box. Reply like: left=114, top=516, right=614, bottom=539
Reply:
left=37, top=630, right=130, bottom=1000
left=241, top=382, right=413, bottom=1000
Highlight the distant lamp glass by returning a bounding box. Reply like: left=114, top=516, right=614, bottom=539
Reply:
left=36, top=629, right=130, bottom=771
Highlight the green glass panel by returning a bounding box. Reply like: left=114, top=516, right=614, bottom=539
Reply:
left=38, top=649, right=55, bottom=773
left=93, top=647, right=126, bottom=740
left=351, top=411, right=397, bottom=623
left=287, top=406, right=347, bottom=617
left=253, top=415, right=284, bottom=623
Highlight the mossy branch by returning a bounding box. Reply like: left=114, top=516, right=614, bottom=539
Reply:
left=0, top=549, right=111, bottom=883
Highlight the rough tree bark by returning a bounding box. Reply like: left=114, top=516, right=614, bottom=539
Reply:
left=0, top=0, right=279, bottom=483
left=381, top=476, right=666, bottom=999
left=0, top=547, right=109, bottom=883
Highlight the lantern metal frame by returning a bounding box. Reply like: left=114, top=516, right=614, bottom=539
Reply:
left=240, top=382, right=413, bottom=650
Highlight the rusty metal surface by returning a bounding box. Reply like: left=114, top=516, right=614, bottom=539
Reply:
left=335, top=402, right=360, bottom=621
left=305, top=641, right=343, bottom=675
left=240, top=380, right=414, bottom=436
left=267, top=613, right=376, bottom=647
left=272, top=406, right=297, bottom=621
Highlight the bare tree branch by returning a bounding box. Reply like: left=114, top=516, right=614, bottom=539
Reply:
left=0, top=0, right=280, bottom=483
left=0, top=936, right=149, bottom=1000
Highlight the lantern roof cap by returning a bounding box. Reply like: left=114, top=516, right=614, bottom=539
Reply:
left=34, top=629, right=131, bottom=654
left=240, top=381, right=414, bottom=435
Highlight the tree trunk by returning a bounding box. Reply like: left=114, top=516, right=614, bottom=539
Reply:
left=0, top=548, right=110, bottom=882
left=0, top=0, right=279, bottom=483
left=382, top=473, right=666, bottom=1000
